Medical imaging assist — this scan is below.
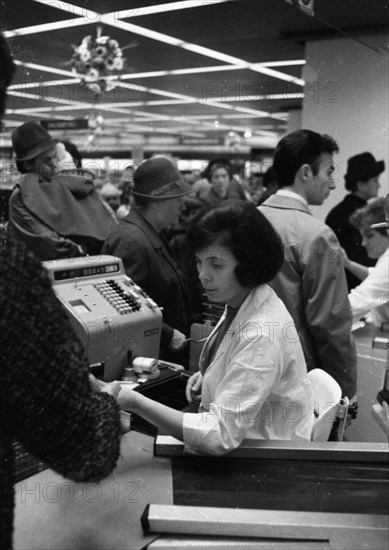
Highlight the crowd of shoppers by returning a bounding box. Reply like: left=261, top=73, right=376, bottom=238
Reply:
left=1, top=27, right=388, bottom=550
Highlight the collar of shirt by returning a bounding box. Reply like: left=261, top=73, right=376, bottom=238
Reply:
left=276, top=189, right=308, bottom=207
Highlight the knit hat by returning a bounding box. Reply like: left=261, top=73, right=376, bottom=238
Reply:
left=132, top=157, right=192, bottom=200
left=345, top=152, right=385, bottom=189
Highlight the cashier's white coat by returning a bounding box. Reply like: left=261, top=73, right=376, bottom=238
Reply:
left=183, top=285, right=315, bottom=454
left=349, top=247, right=389, bottom=326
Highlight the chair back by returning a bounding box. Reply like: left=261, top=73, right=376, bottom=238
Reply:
left=308, top=368, right=342, bottom=441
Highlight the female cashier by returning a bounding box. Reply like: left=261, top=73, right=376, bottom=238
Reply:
left=118, top=200, right=315, bottom=455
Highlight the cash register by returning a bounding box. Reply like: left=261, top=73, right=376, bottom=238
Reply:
left=44, top=255, right=163, bottom=381
left=44, top=254, right=188, bottom=433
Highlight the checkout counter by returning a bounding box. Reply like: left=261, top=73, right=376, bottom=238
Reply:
left=13, top=257, right=389, bottom=549
left=346, top=321, right=388, bottom=443
left=13, top=432, right=389, bottom=549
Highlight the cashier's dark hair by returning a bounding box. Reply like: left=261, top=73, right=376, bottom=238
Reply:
left=186, top=200, right=284, bottom=287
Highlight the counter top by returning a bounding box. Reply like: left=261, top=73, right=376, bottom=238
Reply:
left=13, top=431, right=172, bottom=550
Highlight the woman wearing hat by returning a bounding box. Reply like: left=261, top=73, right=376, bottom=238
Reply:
left=8, top=121, right=117, bottom=261
left=102, top=157, right=193, bottom=364
left=326, top=151, right=385, bottom=290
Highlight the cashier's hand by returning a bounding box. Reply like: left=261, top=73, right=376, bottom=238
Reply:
left=185, top=371, right=202, bottom=405
left=89, top=374, right=121, bottom=400
left=168, top=328, right=187, bottom=351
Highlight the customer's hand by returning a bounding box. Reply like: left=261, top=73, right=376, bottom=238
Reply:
left=185, top=371, right=202, bottom=404
left=168, top=328, right=187, bottom=351
left=54, top=142, right=76, bottom=173
left=117, top=384, right=139, bottom=413
left=89, top=374, right=121, bottom=399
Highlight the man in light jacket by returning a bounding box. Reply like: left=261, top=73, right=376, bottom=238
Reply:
left=259, top=129, right=357, bottom=401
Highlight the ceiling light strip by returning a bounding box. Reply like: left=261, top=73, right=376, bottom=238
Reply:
left=31, top=1, right=303, bottom=86
left=5, top=92, right=132, bottom=117
left=6, top=90, right=81, bottom=104
left=8, top=61, right=301, bottom=92
left=14, top=60, right=75, bottom=77
left=206, top=93, right=304, bottom=102
left=115, top=82, right=282, bottom=120
left=15, top=1, right=305, bottom=89
left=32, top=0, right=97, bottom=19
left=256, top=60, right=306, bottom=67
left=13, top=60, right=299, bottom=86
left=103, top=16, right=305, bottom=85
left=4, top=17, right=89, bottom=38
left=9, top=79, right=80, bottom=90
left=118, top=64, right=245, bottom=79
left=114, top=1, right=233, bottom=19
left=249, top=65, right=305, bottom=86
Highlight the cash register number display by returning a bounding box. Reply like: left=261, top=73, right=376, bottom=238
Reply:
left=53, top=262, right=120, bottom=281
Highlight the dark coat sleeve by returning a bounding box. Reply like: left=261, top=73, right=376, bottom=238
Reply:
left=103, top=222, right=190, bottom=346
left=8, top=188, right=84, bottom=261
left=0, top=237, right=122, bottom=482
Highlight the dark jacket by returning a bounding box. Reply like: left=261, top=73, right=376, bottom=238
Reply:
left=102, top=210, right=192, bottom=360
left=325, top=194, right=376, bottom=290
left=7, top=171, right=117, bottom=261
left=0, top=236, right=122, bottom=550
left=200, top=180, right=247, bottom=206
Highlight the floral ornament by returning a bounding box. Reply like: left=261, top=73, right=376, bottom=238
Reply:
left=70, top=26, right=136, bottom=99
left=85, top=112, right=104, bottom=148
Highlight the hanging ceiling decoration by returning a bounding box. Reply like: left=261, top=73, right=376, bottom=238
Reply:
left=70, top=26, right=136, bottom=100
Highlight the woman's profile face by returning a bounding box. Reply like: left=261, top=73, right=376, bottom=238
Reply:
left=360, top=227, right=389, bottom=259
left=210, top=166, right=230, bottom=198
left=195, top=243, right=248, bottom=308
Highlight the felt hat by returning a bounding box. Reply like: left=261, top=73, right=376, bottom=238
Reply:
left=132, top=157, right=192, bottom=200
left=12, top=121, right=57, bottom=162
left=345, top=152, right=385, bottom=185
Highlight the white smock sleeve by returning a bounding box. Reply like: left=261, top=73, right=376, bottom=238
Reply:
left=349, top=248, right=389, bottom=324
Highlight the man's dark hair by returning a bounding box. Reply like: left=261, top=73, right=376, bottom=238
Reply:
left=263, top=166, right=277, bottom=187
left=273, top=129, right=339, bottom=188
left=0, top=33, right=16, bottom=119
left=186, top=199, right=284, bottom=287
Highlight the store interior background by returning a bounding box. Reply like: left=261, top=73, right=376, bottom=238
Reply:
left=0, top=0, right=388, bottom=220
